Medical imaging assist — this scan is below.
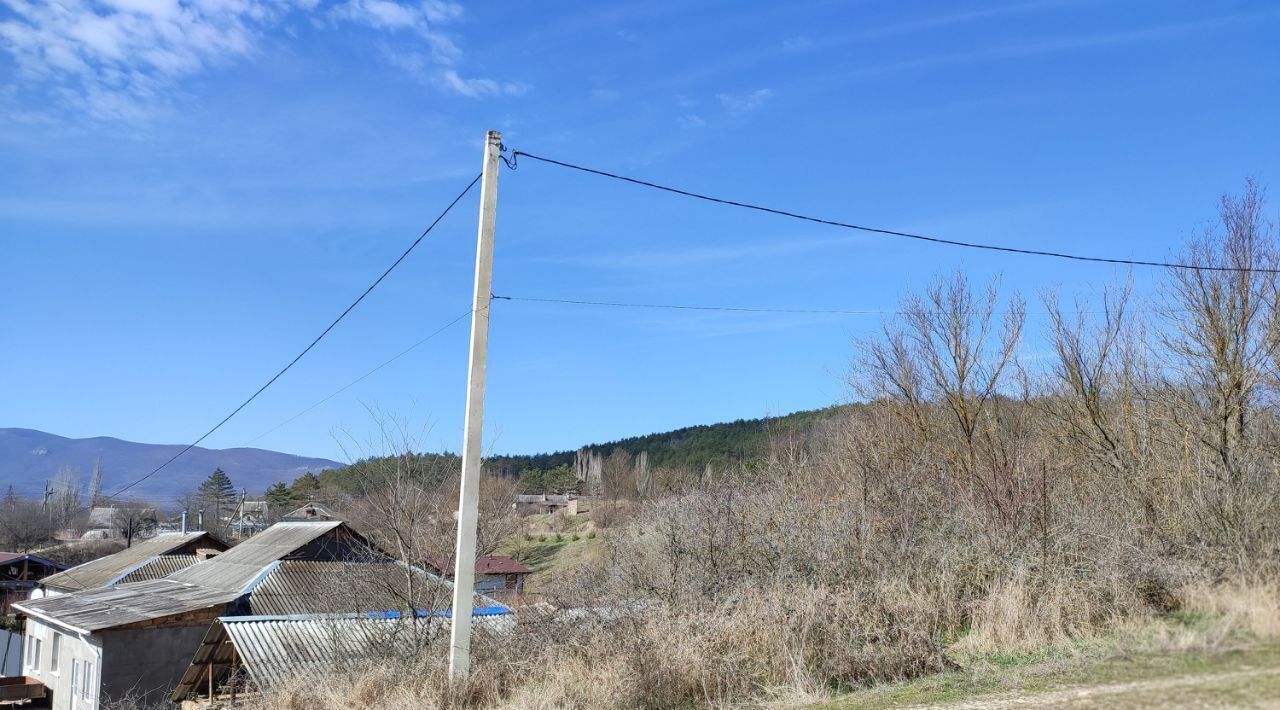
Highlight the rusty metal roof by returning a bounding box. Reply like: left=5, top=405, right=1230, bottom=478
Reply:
left=166, top=522, right=348, bottom=593
left=15, top=579, right=240, bottom=633
left=39, top=531, right=220, bottom=592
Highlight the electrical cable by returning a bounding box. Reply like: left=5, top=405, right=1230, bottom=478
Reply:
left=510, top=150, right=1277, bottom=275
left=243, top=307, right=474, bottom=446
left=106, top=173, right=482, bottom=499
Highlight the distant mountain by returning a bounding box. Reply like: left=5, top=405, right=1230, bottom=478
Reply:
left=0, top=428, right=343, bottom=502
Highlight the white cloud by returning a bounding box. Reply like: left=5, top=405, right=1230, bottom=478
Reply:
left=677, top=113, right=705, bottom=129
left=0, top=0, right=522, bottom=119
left=437, top=68, right=527, bottom=98
left=781, top=36, right=811, bottom=51
left=716, top=88, right=773, bottom=115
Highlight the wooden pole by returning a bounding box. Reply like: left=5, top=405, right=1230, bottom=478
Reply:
left=448, top=130, right=502, bottom=679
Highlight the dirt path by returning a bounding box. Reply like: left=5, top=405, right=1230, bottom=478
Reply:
left=913, top=667, right=1280, bottom=709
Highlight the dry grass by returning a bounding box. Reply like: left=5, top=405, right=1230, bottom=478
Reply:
left=216, top=188, right=1280, bottom=709
left=1181, top=577, right=1280, bottom=640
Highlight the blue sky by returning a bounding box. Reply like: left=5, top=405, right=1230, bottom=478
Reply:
left=2, top=0, right=1278, bottom=464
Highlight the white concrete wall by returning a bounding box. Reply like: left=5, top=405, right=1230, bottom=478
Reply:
left=22, top=618, right=101, bottom=710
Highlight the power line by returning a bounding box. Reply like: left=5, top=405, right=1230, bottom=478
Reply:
left=243, top=307, right=474, bottom=446
left=107, top=173, right=483, bottom=499
left=510, top=150, right=1279, bottom=275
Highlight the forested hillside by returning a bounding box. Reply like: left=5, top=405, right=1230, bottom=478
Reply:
left=308, top=405, right=850, bottom=493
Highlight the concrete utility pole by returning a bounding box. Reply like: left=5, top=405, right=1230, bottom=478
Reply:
left=449, top=130, right=502, bottom=678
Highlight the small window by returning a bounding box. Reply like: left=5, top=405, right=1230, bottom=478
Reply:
left=50, top=634, right=60, bottom=673
left=82, top=660, right=94, bottom=700
left=70, top=659, right=79, bottom=699
left=24, top=636, right=33, bottom=669
left=31, top=638, right=40, bottom=672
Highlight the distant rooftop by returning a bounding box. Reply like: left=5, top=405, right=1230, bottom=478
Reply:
left=39, top=531, right=224, bottom=592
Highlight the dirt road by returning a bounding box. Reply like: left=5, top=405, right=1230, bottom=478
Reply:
left=915, top=667, right=1280, bottom=709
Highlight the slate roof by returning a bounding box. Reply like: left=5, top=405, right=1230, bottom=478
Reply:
left=16, top=522, right=485, bottom=639
left=39, top=531, right=219, bottom=592
left=15, top=579, right=240, bottom=633
left=166, top=522, right=347, bottom=593
left=245, top=560, right=476, bottom=616
left=281, top=502, right=338, bottom=521
left=115, top=554, right=201, bottom=584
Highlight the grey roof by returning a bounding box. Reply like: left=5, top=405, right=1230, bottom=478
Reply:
left=246, top=561, right=473, bottom=616
left=15, top=579, right=240, bottom=633
left=40, top=531, right=218, bottom=592
left=18, top=523, right=417, bottom=635
left=172, top=613, right=513, bottom=701
left=86, top=506, right=158, bottom=528
left=166, top=522, right=348, bottom=593
left=281, top=502, right=338, bottom=520
left=115, top=555, right=201, bottom=585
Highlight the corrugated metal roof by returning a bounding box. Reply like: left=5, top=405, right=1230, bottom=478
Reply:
left=15, top=578, right=240, bottom=632
left=172, top=613, right=513, bottom=701
left=247, top=561, right=479, bottom=616
left=40, top=532, right=218, bottom=592
left=167, top=522, right=346, bottom=593
left=115, top=554, right=200, bottom=584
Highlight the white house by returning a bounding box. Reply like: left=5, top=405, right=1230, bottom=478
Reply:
left=22, top=618, right=102, bottom=710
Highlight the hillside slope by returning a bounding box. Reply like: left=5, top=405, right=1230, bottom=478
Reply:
left=328, top=405, right=852, bottom=487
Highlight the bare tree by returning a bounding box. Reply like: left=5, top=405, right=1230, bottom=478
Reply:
left=856, top=272, right=1026, bottom=523
left=0, top=499, right=55, bottom=551
left=87, top=459, right=104, bottom=507
left=48, top=466, right=82, bottom=531
left=1160, top=180, right=1279, bottom=483
left=111, top=501, right=157, bottom=548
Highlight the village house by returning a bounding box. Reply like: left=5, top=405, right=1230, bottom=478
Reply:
left=13, top=521, right=498, bottom=709
left=0, top=553, right=67, bottom=614
left=81, top=506, right=159, bottom=541
left=227, top=500, right=270, bottom=537
left=425, top=555, right=531, bottom=599
left=512, top=494, right=578, bottom=516
left=35, top=530, right=227, bottom=597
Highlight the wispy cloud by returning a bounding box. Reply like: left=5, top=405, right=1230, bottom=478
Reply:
left=830, top=9, right=1280, bottom=84
left=436, top=68, right=528, bottom=98
left=716, top=88, right=773, bottom=115
left=520, top=232, right=871, bottom=272
left=677, top=113, right=705, bottom=129
left=0, top=0, right=523, bottom=119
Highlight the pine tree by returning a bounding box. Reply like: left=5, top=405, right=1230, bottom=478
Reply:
left=264, top=482, right=293, bottom=510
left=291, top=471, right=321, bottom=500
left=198, top=468, right=235, bottom=528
